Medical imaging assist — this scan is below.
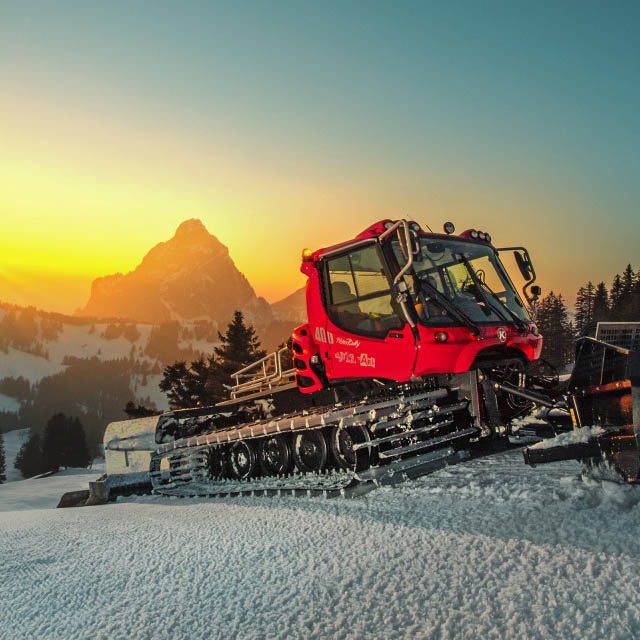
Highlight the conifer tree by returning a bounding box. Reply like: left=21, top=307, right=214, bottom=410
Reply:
left=610, top=273, right=624, bottom=320
left=123, top=401, right=158, bottom=419
left=536, top=292, right=575, bottom=368
left=631, top=269, right=640, bottom=319
left=575, top=281, right=596, bottom=336
left=592, top=282, right=610, bottom=325
left=14, top=432, right=44, bottom=479
left=620, top=265, right=640, bottom=320
left=214, top=311, right=267, bottom=374
left=160, top=311, right=266, bottom=409
left=65, top=417, right=90, bottom=469
left=41, top=413, right=90, bottom=472
left=159, top=357, right=219, bottom=409
left=622, top=264, right=635, bottom=297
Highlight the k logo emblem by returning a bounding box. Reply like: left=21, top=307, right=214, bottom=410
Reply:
left=496, top=327, right=508, bottom=343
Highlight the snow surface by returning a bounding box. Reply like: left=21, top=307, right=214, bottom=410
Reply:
left=2, top=449, right=640, bottom=640
left=3, top=428, right=29, bottom=482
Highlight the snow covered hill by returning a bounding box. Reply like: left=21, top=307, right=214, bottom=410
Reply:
left=1, top=449, right=639, bottom=640
left=0, top=305, right=217, bottom=413
left=3, top=428, right=29, bottom=481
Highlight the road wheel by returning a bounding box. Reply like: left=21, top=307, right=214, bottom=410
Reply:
left=208, top=446, right=227, bottom=479
left=330, top=425, right=370, bottom=472
left=259, top=435, right=293, bottom=477
left=293, top=431, right=327, bottom=473
left=229, top=441, right=256, bottom=480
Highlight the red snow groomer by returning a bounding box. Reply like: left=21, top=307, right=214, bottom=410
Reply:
left=151, top=219, right=554, bottom=497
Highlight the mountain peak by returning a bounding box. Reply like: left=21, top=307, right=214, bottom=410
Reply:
left=174, top=218, right=209, bottom=240
left=77, top=217, right=272, bottom=326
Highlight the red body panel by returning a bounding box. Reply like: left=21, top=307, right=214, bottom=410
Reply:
left=412, top=324, right=541, bottom=376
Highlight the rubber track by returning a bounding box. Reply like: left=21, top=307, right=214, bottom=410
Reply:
left=150, top=387, right=472, bottom=498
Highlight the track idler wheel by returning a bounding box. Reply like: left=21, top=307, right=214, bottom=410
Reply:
left=229, top=441, right=257, bottom=480
left=293, top=431, right=327, bottom=472
left=330, top=425, right=370, bottom=472
left=259, top=435, right=293, bottom=476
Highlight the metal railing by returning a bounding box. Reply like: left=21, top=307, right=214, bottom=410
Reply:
left=569, top=336, right=630, bottom=392
left=229, top=347, right=296, bottom=399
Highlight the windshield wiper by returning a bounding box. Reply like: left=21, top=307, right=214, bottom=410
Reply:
left=417, top=277, right=481, bottom=336
left=456, top=254, right=528, bottom=333
left=476, top=278, right=529, bottom=333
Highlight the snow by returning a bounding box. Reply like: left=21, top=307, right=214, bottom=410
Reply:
left=0, top=346, right=63, bottom=384
left=0, top=391, right=20, bottom=413
left=3, top=428, right=29, bottom=482
left=0, top=318, right=170, bottom=410
left=529, top=426, right=606, bottom=450
left=0, top=466, right=102, bottom=512
left=2, top=448, right=640, bottom=639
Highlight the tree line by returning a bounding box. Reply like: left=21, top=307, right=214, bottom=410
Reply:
left=12, top=413, right=90, bottom=479
left=536, top=263, right=640, bottom=369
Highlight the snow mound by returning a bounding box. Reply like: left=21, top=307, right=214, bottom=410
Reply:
left=529, top=426, right=606, bottom=450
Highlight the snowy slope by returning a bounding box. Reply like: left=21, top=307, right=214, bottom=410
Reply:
left=0, top=391, right=20, bottom=413
left=1, top=449, right=640, bottom=640
left=2, top=428, right=29, bottom=482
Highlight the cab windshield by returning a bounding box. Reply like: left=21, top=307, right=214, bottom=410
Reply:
left=392, top=237, right=531, bottom=326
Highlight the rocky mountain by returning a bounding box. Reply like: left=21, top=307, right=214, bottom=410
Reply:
left=77, top=219, right=273, bottom=327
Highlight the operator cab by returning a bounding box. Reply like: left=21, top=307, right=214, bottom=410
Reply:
left=298, top=218, right=542, bottom=389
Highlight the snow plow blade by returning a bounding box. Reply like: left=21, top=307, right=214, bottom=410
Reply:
left=522, top=440, right=602, bottom=466
left=524, top=338, right=640, bottom=482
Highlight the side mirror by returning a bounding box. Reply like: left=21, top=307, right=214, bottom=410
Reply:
left=514, top=251, right=533, bottom=281
left=530, top=285, right=542, bottom=298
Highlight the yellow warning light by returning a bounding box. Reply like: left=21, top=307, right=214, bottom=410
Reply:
left=301, top=248, right=314, bottom=262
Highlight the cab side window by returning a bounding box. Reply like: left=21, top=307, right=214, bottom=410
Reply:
left=325, top=244, right=403, bottom=338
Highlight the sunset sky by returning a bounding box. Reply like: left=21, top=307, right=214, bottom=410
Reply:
left=1, top=1, right=638, bottom=314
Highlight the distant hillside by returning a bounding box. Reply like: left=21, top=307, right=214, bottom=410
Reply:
left=0, top=302, right=231, bottom=446
left=0, top=297, right=303, bottom=448
left=272, top=287, right=307, bottom=323
left=77, top=219, right=273, bottom=327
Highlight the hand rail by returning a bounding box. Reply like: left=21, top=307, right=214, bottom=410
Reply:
left=230, top=347, right=296, bottom=399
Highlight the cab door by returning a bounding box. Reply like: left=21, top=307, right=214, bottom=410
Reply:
left=320, top=242, right=417, bottom=382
